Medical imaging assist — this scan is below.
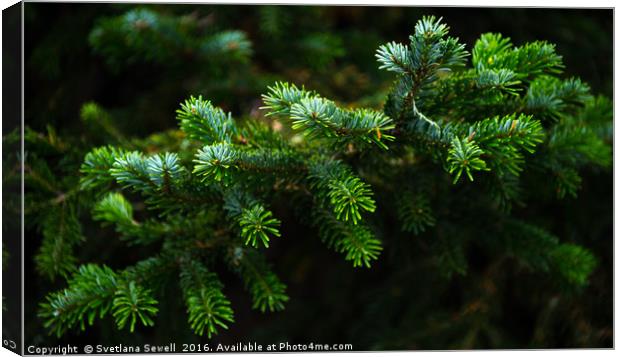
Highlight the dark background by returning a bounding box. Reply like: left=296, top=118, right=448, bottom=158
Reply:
left=20, top=4, right=612, bottom=350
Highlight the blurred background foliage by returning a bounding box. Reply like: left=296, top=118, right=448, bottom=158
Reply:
left=15, top=3, right=612, bottom=349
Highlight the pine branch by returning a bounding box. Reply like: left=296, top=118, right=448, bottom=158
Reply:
left=378, top=16, right=468, bottom=126
left=123, top=255, right=177, bottom=292
left=177, top=96, right=237, bottom=144
left=376, top=42, right=413, bottom=74
left=80, top=146, right=127, bottom=190
left=112, top=282, right=158, bottom=332
left=110, top=151, right=153, bottom=192
left=193, top=143, right=239, bottom=183
left=38, top=265, right=119, bottom=337
left=35, top=203, right=84, bottom=280
left=537, top=119, right=611, bottom=198
left=238, top=204, right=281, bottom=248
left=396, top=191, right=436, bottom=234
left=486, top=219, right=597, bottom=287
left=311, top=207, right=382, bottom=268
left=179, top=260, right=234, bottom=337
left=475, top=68, right=521, bottom=95
left=193, top=142, right=305, bottom=185
left=93, top=192, right=203, bottom=245
left=262, top=82, right=395, bottom=149
left=261, top=82, right=318, bottom=117
left=524, top=76, right=591, bottom=121
left=308, top=159, right=376, bottom=224
left=231, top=248, right=289, bottom=312
left=473, top=33, right=564, bottom=79
left=93, top=192, right=136, bottom=227
left=403, top=113, right=544, bottom=181
left=222, top=190, right=282, bottom=249
left=146, top=152, right=186, bottom=189
left=447, top=137, right=489, bottom=183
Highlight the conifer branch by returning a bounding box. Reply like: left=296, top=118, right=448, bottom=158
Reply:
left=179, top=260, right=234, bottom=337
left=311, top=207, right=382, bottom=268
left=473, top=33, right=564, bottom=79
left=177, top=96, right=237, bottom=144
left=112, top=282, right=158, bottom=332
left=231, top=248, right=289, bottom=312
left=262, top=82, right=395, bottom=149
left=447, top=137, right=489, bottom=183
left=35, top=204, right=84, bottom=280
left=39, top=265, right=161, bottom=337
left=80, top=146, right=127, bottom=190
left=38, top=265, right=119, bottom=337
left=308, top=159, right=376, bottom=224
left=37, top=14, right=611, bottom=340
left=396, top=191, right=436, bottom=235
left=238, top=204, right=281, bottom=248
left=489, top=219, right=597, bottom=287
